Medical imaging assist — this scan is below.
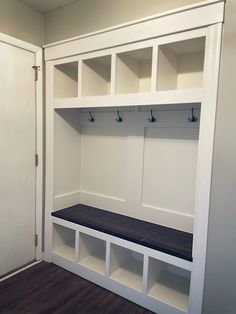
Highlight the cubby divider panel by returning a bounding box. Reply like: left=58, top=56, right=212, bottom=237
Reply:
left=52, top=223, right=76, bottom=261
left=157, top=37, right=205, bottom=91
left=79, top=233, right=106, bottom=274
left=116, top=47, right=152, bottom=94
left=147, top=257, right=191, bottom=312
left=54, top=62, right=78, bottom=98
left=109, top=244, right=144, bottom=291
left=82, top=55, right=111, bottom=96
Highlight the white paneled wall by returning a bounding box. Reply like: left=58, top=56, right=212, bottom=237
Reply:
left=54, top=106, right=200, bottom=232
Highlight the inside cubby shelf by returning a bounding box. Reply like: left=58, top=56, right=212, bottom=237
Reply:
left=147, top=258, right=190, bottom=312
left=52, top=224, right=76, bottom=261
left=109, top=244, right=144, bottom=291
left=53, top=37, right=206, bottom=105
left=79, top=233, right=106, bottom=274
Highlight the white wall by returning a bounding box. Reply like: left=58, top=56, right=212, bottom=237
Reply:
left=44, top=0, right=201, bottom=44
left=202, top=0, right=236, bottom=313
left=0, top=0, right=44, bottom=46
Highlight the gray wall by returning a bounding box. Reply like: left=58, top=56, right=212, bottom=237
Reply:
left=44, top=0, right=200, bottom=44
left=202, top=0, right=236, bottom=313
left=1, top=0, right=234, bottom=312
left=0, top=0, right=43, bottom=46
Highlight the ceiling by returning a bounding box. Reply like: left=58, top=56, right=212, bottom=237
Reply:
left=19, top=0, right=77, bottom=13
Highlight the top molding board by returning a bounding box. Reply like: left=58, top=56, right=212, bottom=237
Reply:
left=44, top=0, right=224, bottom=61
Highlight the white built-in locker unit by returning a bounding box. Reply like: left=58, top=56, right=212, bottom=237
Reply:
left=44, top=1, right=224, bottom=313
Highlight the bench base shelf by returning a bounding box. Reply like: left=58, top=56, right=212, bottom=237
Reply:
left=51, top=212, right=192, bottom=314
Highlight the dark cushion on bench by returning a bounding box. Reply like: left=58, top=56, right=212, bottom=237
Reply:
left=52, top=203, right=193, bottom=262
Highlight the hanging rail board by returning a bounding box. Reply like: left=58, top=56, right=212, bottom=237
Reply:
left=52, top=204, right=193, bottom=261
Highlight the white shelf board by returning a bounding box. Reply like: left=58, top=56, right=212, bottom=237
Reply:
left=53, top=244, right=75, bottom=261
left=110, top=260, right=143, bottom=291
left=148, top=272, right=190, bottom=312
left=80, top=251, right=105, bottom=274
left=53, top=88, right=203, bottom=109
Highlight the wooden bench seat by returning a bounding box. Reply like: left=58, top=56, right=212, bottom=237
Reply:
left=52, top=203, right=193, bottom=262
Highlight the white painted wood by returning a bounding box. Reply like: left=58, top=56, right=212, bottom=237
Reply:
left=79, top=232, right=106, bottom=274
left=142, top=127, right=199, bottom=216
left=50, top=213, right=192, bottom=313
left=51, top=216, right=192, bottom=271
left=80, top=126, right=127, bottom=200
left=157, top=37, right=205, bottom=91
left=44, top=1, right=223, bottom=48
left=110, top=244, right=144, bottom=291
left=52, top=107, right=199, bottom=231
left=44, top=3, right=224, bottom=313
left=75, top=230, right=79, bottom=262
left=189, top=23, right=223, bottom=314
left=52, top=223, right=75, bottom=261
left=45, top=61, right=55, bottom=262
left=147, top=258, right=191, bottom=312
left=54, top=109, right=81, bottom=197
left=151, top=45, right=159, bottom=93
left=54, top=61, right=78, bottom=98
left=116, top=47, right=152, bottom=94
left=0, top=32, right=43, bottom=263
left=0, top=41, right=35, bottom=276
left=53, top=89, right=202, bottom=109
left=44, top=1, right=224, bottom=61
left=35, top=49, right=43, bottom=261
left=82, top=55, right=111, bottom=96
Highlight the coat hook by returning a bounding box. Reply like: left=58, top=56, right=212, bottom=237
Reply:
left=88, top=111, right=95, bottom=122
left=116, top=110, right=123, bottom=123
left=148, top=109, right=156, bottom=123
left=188, top=108, right=198, bottom=123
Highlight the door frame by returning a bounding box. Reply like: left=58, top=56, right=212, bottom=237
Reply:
left=0, top=32, right=43, bottom=260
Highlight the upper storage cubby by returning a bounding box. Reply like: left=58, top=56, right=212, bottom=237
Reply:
left=82, top=55, right=111, bottom=96
left=116, top=47, right=152, bottom=94
left=54, top=61, right=78, bottom=98
left=157, top=37, right=205, bottom=91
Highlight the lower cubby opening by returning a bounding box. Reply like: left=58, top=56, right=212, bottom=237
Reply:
left=79, top=233, right=106, bottom=274
left=147, top=257, right=190, bottom=311
left=52, top=223, right=76, bottom=261
left=109, top=244, right=144, bottom=291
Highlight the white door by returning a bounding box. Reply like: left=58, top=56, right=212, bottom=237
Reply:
left=0, top=41, right=36, bottom=276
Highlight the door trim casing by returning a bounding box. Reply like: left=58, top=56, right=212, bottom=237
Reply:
left=0, top=32, right=43, bottom=260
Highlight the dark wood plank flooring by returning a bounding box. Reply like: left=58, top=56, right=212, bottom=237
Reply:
left=0, top=262, right=154, bottom=314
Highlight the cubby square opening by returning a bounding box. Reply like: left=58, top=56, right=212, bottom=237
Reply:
left=147, top=257, right=191, bottom=311
left=157, top=37, right=205, bottom=91
left=79, top=233, right=106, bottom=274
left=82, top=55, right=111, bottom=96
left=54, top=62, right=78, bottom=98
left=109, top=244, right=143, bottom=291
left=116, top=47, right=152, bottom=94
left=52, top=224, right=75, bottom=261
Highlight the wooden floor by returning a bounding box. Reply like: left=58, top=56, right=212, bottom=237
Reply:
left=0, top=261, right=153, bottom=314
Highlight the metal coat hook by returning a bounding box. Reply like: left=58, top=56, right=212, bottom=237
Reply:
left=88, top=111, right=95, bottom=122
left=116, top=110, right=123, bottom=123
left=148, top=109, right=156, bottom=123
left=188, top=108, right=198, bottom=123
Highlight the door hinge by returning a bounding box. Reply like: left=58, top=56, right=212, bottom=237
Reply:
left=35, top=154, right=39, bottom=167
left=32, top=65, right=40, bottom=81
left=35, top=234, right=38, bottom=247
